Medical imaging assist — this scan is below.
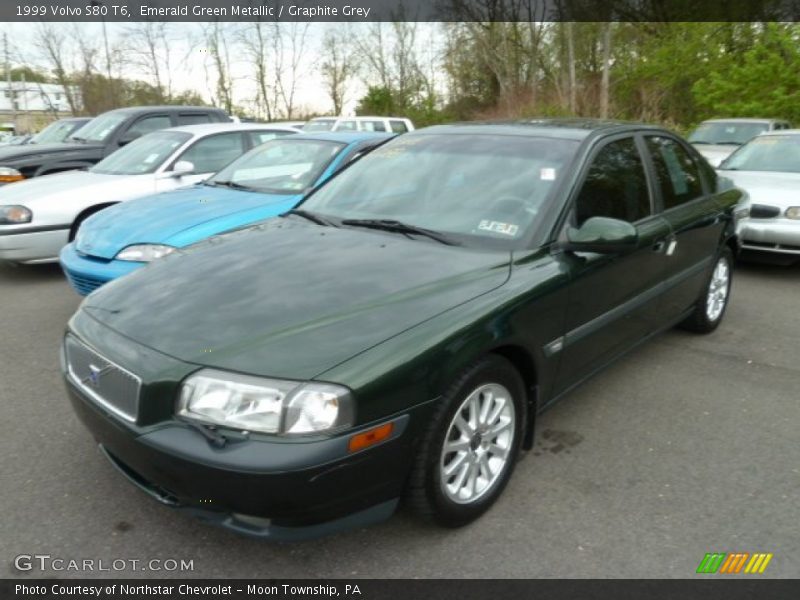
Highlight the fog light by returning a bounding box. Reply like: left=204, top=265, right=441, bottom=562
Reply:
left=785, top=206, right=800, bottom=220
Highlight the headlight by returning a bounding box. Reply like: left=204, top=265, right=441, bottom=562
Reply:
left=0, top=204, right=32, bottom=224
left=0, top=167, right=24, bottom=183
left=115, top=244, right=176, bottom=262
left=177, top=369, right=354, bottom=435
left=785, top=206, right=800, bottom=220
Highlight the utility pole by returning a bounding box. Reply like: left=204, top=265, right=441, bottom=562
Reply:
left=4, top=33, right=16, bottom=131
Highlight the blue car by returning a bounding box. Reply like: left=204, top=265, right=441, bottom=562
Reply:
left=60, top=132, right=393, bottom=295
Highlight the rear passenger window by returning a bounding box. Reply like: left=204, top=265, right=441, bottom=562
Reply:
left=247, top=130, right=294, bottom=146
left=337, top=120, right=358, bottom=131
left=177, top=133, right=244, bottom=173
left=575, top=137, right=651, bottom=225
left=389, top=120, right=408, bottom=133
left=126, top=115, right=172, bottom=137
left=645, top=136, right=704, bottom=210
left=362, top=121, right=386, bottom=132
left=178, top=113, right=213, bottom=125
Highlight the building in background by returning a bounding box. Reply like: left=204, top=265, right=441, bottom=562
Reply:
left=0, top=82, right=81, bottom=134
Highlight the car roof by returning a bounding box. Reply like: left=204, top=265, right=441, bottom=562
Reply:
left=701, top=118, right=784, bottom=124
left=759, top=129, right=800, bottom=136
left=293, top=131, right=395, bottom=143
left=163, top=123, right=302, bottom=136
left=105, top=105, right=226, bottom=115
left=308, top=116, right=410, bottom=121
left=417, top=118, right=665, bottom=141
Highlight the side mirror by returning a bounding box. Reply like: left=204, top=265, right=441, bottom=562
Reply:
left=118, top=131, right=141, bottom=146
left=564, top=216, right=638, bottom=254
left=171, top=160, right=195, bottom=177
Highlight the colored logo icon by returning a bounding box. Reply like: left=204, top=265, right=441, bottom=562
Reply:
left=697, top=552, right=773, bottom=574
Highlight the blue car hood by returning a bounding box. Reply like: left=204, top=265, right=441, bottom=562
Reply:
left=76, top=184, right=302, bottom=259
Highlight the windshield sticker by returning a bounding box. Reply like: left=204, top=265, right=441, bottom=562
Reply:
left=479, top=220, right=519, bottom=236
left=143, top=153, right=160, bottom=164
left=540, top=167, right=556, bottom=181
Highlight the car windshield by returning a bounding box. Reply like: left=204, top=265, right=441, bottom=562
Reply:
left=90, top=131, right=191, bottom=175
left=70, top=112, right=129, bottom=142
left=720, top=135, right=800, bottom=173
left=208, top=138, right=345, bottom=194
left=688, top=122, right=769, bottom=145
left=303, top=119, right=336, bottom=132
left=30, top=120, right=81, bottom=144
left=300, top=133, right=579, bottom=248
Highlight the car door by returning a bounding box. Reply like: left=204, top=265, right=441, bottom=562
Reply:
left=552, top=134, right=673, bottom=394
left=156, top=132, right=247, bottom=191
left=641, top=134, right=727, bottom=321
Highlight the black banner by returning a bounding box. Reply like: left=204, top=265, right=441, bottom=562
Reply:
left=4, top=0, right=800, bottom=22
left=3, top=579, right=800, bottom=600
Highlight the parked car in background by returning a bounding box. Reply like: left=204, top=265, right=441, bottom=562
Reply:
left=717, top=130, right=800, bottom=260
left=0, top=105, right=230, bottom=185
left=0, top=134, right=32, bottom=146
left=60, top=131, right=393, bottom=294
left=304, top=115, right=414, bottom=134
left=62, top=120, right=742, bottom=539
left=24, top=117, right=93, bottom=145
left=0, top=123, right=300, bottom=264
left=688, top=118, right=791, bottom=167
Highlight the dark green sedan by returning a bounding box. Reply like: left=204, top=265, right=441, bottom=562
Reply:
left=62, top=120, right=743, bottom=539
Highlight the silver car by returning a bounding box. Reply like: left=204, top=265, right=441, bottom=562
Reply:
left=717, top=130, right=800, bottom=258
left=689, top=118, right=791, bottom=167
left=0, top=122, right=300, bottom=264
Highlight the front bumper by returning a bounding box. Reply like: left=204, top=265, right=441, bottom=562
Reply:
left=59, top=242, right=142, bottom=295
left=0, top=225, right=69, bottom=263
left=741, top=219, right=800, bottom=255
left=65, top=373, right=420, bottom=540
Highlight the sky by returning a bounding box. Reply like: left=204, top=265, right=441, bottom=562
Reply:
left=1, top=21, right=392, bottom=116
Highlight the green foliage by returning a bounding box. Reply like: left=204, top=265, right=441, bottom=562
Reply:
left=693, top=24, right=800, bottom=122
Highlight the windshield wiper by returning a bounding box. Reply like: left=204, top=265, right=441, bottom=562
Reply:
left=206, top=180, right=252, bottom=191
left=285, top=209, right=340, bottom=227
left=341, top=218, right=458, bottom=246
left=690, top=140, right=711, bottom=145
left=716, top=141, right=743, bottom=146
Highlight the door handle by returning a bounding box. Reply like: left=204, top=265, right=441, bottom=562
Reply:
left=653, top=237, right=678, bottom=255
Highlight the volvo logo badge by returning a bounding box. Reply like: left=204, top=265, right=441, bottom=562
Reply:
left=85, top=364, right=105, bottom=386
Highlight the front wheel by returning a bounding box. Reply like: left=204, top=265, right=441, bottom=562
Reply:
left=405, top=355, right=525, bottom=527
left=680, top=247, right=733, bottom=334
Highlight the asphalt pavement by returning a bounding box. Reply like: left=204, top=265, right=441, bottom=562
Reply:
left=1, top=258, right=798, bottom=579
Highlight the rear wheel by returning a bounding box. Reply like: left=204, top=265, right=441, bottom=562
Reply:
left=681, top=247, right=733, bottom=334
left=405, top=355, right=525, bottom=527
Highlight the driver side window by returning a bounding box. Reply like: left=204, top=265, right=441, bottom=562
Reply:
left=575, top=137, right=651, bottom=226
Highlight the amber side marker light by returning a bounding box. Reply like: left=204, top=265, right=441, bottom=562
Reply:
left=0, top=174, right=24, bottom=183
left=348, top=422, right=394, bottom=453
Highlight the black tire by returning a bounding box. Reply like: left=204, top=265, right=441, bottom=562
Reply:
left=405, top=355, right=525, bottom=527
left=680, top=246, right=733, bottom=334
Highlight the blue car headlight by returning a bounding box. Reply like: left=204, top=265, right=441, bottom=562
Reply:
left=115, top=244, right=176, bottom=262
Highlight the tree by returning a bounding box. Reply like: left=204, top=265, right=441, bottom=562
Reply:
left=693, top=24, right=800, bottom=123
left=319, top=27, right=358, bottom=115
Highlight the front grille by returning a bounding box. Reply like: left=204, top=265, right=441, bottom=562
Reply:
left=64, top=270, right=105, bottom=295
left=65, top=335, right=141, bottom=422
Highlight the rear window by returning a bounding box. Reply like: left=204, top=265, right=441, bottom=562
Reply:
left=303, top=119, right=336, bottom=132
left=178, top=113, right=213, bottom=125
left=390, top=120, right=409, bottom=133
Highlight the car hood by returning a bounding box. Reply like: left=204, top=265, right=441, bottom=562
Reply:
left=0, top=170, right=149, bottom=207
left=0, top=141, right=102, bottom=162
left=81, top=219, right=512, bottom=380
left=694, top=144, right=738, bottom=167
left=717, top=170, right=800, bottom=209
left=76, top=184, right=303, bottom=259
